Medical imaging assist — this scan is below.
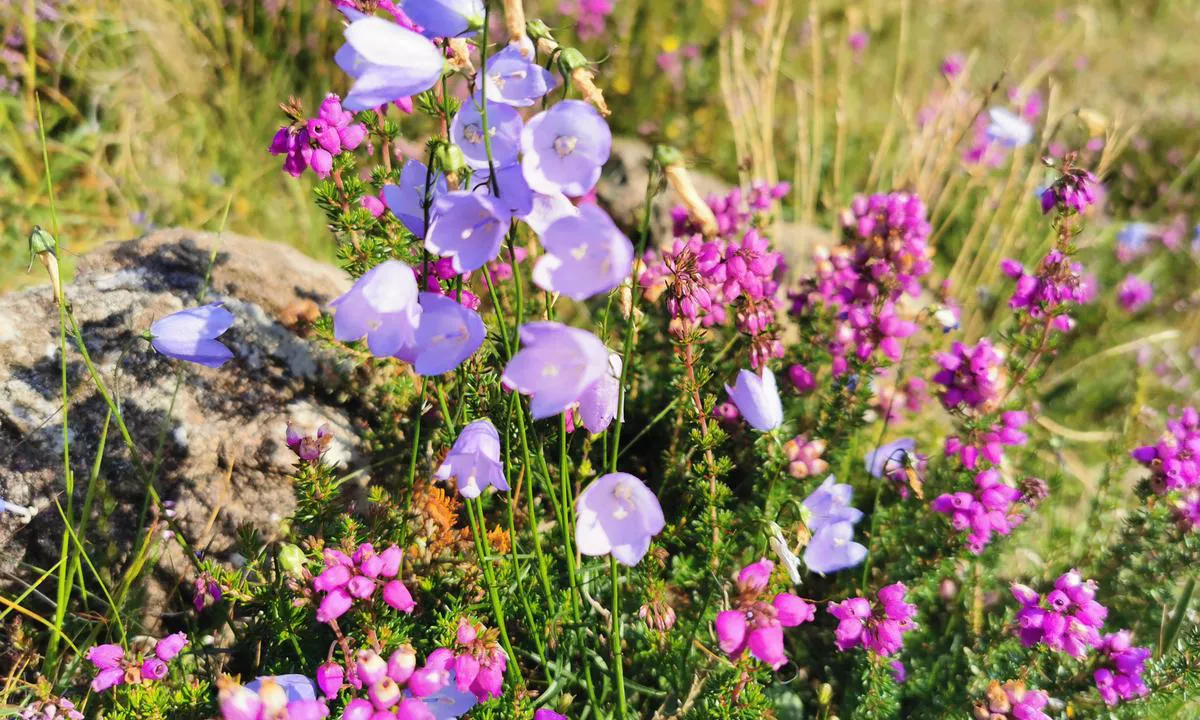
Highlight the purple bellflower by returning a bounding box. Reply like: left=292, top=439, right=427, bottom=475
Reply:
left=533, top=205, right=634, bottom=300
left=484, top=44, right=557, bottom=106
left=329, top=260, right=422, bottom=357
left=335, top=17, right=444, bottom=112
left=985, top=107, right=1034, bottom=148
left=435, top=419, right=509, bottom=499
left=425, top=191, right=512, bottom=272
left=396, top=292, right=486, bottom=375
left=575, top=472, right=665, bottom=566
left=475, top=162, right=535, bottom=217
left=576, top=352, right=622, bottom=434
left=217, top=676, right=329, bottom=720
left=402, top=0, right=484, bottom=39
left=521, top=100, right=612, bottom=197
left=450, top=98, right=523, bottom=169
left=725, top=368, right=784, bottom=432
left=383, top=160, right=448, bottom=239
left=801, top=476, right=868, bottom=574
left=149, top=304, right=235, bottom=368
left=502, top=322, right=610, bottom=419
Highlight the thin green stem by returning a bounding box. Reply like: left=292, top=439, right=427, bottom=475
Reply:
left=610, top=555, right=628, bottom=720
left=466, top=497, right=521, bottom=684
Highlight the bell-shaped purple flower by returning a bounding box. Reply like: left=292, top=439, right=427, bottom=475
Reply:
left=435, top=419, right=509, bottom=499
left=725, top=368, right=783, bottom=431
left=985, top=107, right=1034, bottom=148
left=577, top=352, right=622, bottom=434
left=402, top=0, right=484, bottom=39
left=475, top=163, right=534, bottom=217
left=521, top=100, right=612, bottom=197
left=502, top=322, right=610, bottom=419
left=801, top=476, right=867, bottom=575
left=149, top=303, right=235, bottom=368
left=575, top=472, right=665, bottom=566
left=395, top=292, right=486, bottom=375
left=532, top=204, right=634, bottom=300
left=484, top=44, right=556, bottom=107
left=425, top=191, right=512, bottom=272
left=451, top=98, right=523, bottom=169
left=864, top=437, right=916, bottom=478
left=383, top=160, right=448, bottom=239
left=335, top=17, right=445, bottom=111
left=329, top=260, right=421, bottom=357
left=523, top=191, right=579, bottom=236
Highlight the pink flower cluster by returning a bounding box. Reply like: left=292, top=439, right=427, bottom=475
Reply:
left=269, top=95, right=367, bottom=178
left=312, top=544, right=415, bottom=623
left=1094, top=630, right=1151, bottom=706
left=334, top=643, right=483, bottom=719
left=640, top=183, right=788, bottom=367
left=783, top=434, right=829, bottom=479
left=1011, top=570, right=1108, bottom=658
left=944, top=411, right=1029, bottom=470
left=85, top=632, right=188, bottom=692
left=559, top=0, right=614, bottom=40
left=1000, top=250, right=1092, bottom=333
left=827, top=583, right=917, bottom=657
left=931, top=468, right=1026, bottom=554
left=417, top=257, right=481, bottom=309
left=932, top=338, right=1004, bottom=411
left=972, top=681, right=1051, bottom=720
left=714, top=559, right=815, bottom=669
left=1116, top=274, right=1153, bottom=313
left=1132, top=406, right=1200, bottom=531
left=1040, top=166, right=1100, bottom=215
left=788, top=192, right=930, bottom=376
left=20, top=697, right=83, bottom=720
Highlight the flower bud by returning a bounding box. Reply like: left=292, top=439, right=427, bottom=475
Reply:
left=316, top=661, right=344, bottom=698
left=277, top=543, right=307, bottom=577
left=28, top=226, right=62, bottom=305
left=355, top=649, right=388, bottom=686
left=818, top=683, right=833, bottom=705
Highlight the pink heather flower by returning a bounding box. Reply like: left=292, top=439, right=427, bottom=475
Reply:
left=1131, top=407, right=1200, bottom=530
left=193, top=572, right=222, bottom=612
left=446, top=618, right=508, bottom=702
left=534, top=711, right=567, bottom=720
left=1010, top=571, right=1108, bottom=658
left=715, top=559, right=815, bottom=669
left=154, top=632, right=188, bottom=662
left=725, top=368, right=784, bottom=432
left=532, top=204, right=634, bottom=300
left=334, top=16, right=444, bottom=111
left=329, top=260, right=421, bottom=357
left=828, top=583, right=918, bottom=656
left=316, top=662, right=344, bottom=698
left=19, top=698, right=83, bottom=720
left=383, top=160, right=448, bottom=239
left=974, top=681, right=1052, bottom=720
left=1117, top=275, right=1153, bottom=312
left=1001, top=249, right=1091, bottom=333
left=502, top=322, right=611, bottom=420
left=484, top=44, right=556, bottom=107
left=941, top=52, right=965, bottom=77
left=932, top=338, right=1004, bottom=411
left=931, top=468, right=1025, bottom=553
left=783, top=435, right=828, bottom=479
left=313, top=544, right=413, bottom=622
left=575, top=472, right=665, bottom=567
left=219, top=676, right=328, bottom=720
left=1094, top=631, right=1151, bottom=706
left=520, top=100, right=612, bottom=197
left=1040, top=166, right=1100, bottom=215
left=435, top=419, right=508, bottom=498
left=450, top=97, right=523, bottom=169
left=425, top=191, right=512, bottom=272
left=149, top=304, right=235, bottom=368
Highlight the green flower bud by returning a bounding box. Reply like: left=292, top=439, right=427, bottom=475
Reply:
left=28, top=225, right=56, bottom=257
left=818, top=683, right=833, bottom=706
left=435, top=143, right=468, bottom=175
left=558, top=47, right=589, bottom=73
left=526, top=19, right=551, bottom=41
left=277, top=543, right=306, bottom=577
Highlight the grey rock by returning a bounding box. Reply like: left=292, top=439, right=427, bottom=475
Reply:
left=0, top=228, right=362, bottom=618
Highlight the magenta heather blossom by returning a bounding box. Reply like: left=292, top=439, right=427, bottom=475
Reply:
left=559, top=0, right=613, bottom=39
left=1010, top=570, right=1107, bottom=658
left=1040, top=165, right=1100, bottom=215
left=435, top=419, right=508, bottom=499
left=312, top=544, right=412, bottom=623
left=334, top=16, right=444, bottom=111
left=451, top=97, right=523, bottom=169
left=932, top=339, right=1004, bottom=411
left=85, top=633, right=188, bottom=693
left=1094, top=630, right=1151, bottom=706
left=502, top=322, right=611, bottom=419
left=532, top=204, right=634, bottom=300
left=270, top=95, right=367, bottom=178
left=383, top=159, right=448, bottom=239
left=286, top=422, right=333, bottom=463
left=193, top=572, right=222, bottom=612
left=329, top=260, right=421, bottom=357
left=149, top=303, right=235, bottom=368
left=973, top=681, right=1052, bottom=720
left=445, top=618, right=508, bottom=702
left=1131, top=406, right=1200, bottom=531
left=19, top=698, right=83, bottom=720
left=714, top=559, right=815, bottom=669
left=484, top=44, right=556, bottom=107
left=520, top=100, right=611, bottom=197
left=217, top=676, right=328, bottom=720
left=425, top=191, right=512, bottom=272
left=534, top=711, right=567, bottom=720
left=931, top=468, right=1026, bottom=553
left=574, top=472, right=665, bottom=566
left=725, top=368, right=784, bottom=432
left=1117, top=274, right=1153, bottom=312
left=828, top=583, right=917, bottom=657
left=1001, top=249, right=1091, bottom=333
left=783, top=435, right=828, bottom=479
left=943, top=410, right=1029, bottom=470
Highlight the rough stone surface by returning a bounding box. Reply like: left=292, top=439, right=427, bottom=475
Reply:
left=597, top=137, right=833, bottom=277
left=0, top=228, right=362, bottom=615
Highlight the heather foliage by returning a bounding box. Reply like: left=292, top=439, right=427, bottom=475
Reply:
left=5, top=2, right=1200, bottom=720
